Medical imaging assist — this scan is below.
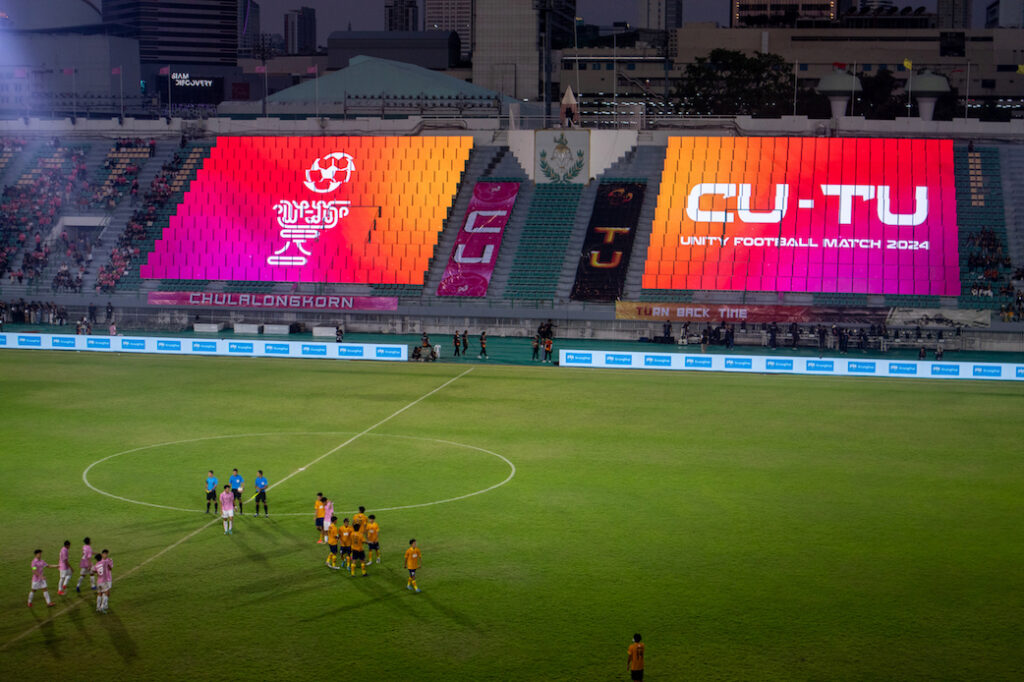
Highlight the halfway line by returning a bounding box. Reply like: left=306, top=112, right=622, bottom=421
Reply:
left=252, top=366, right=475, bottom=498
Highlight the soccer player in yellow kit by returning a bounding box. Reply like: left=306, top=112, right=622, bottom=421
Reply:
left=338, top=518, right=354, bottom=570
left=353, top=506, right=369, bottom=532
left=404, top=539, right=422, bottom=593
left=365, top=514, right=381, bottom=564
left=627, top=633, right=645, bottom=681
left=349, top=523, right=368, bottom=577
left=325, top=516, right=341, bottom=570
left=314, top=493, right=326, bottom=544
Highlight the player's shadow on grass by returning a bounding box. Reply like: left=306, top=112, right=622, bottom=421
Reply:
left=66, top=599, right=93, bottom=643
left=417, top=590, right=479, bottom=631
left=228, top=532, right=272, bottom=565
left=236, top=516, right=309, bottom=547
left=299, top=574, right=412, bottom=622
left=31, top=610, right=63, bottom=659
left=98, top=610, right=138, bottom=662
left=121, top=516, right=204, bottom=532
left=233, top=571, right=327, bottom=606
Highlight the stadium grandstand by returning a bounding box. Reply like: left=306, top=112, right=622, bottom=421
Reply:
left=2, top=74, right=1024, bottom=366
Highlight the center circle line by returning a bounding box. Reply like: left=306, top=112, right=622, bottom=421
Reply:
left=82, top=431, right=516, bottom=514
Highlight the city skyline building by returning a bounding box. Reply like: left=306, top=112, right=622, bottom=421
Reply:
left=473, top=0, right=574, bottom=102
left=938, top=0, right=973, bottom=27
left=103, top=0, right=238, bottom=65
left=984, top=0, right=1023, bottom=26
left=731, top=0, right=855, bottom=26
left=385, top=0, right=419, bottom=32
left=238, top=0, right=261, bottom=56
left=424, top=0, right=473, bottom=60
left=284, top=6, right=316, bottom=54
left=637, top=0, right=683, bottom=31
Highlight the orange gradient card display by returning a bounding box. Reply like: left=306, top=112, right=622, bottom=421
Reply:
left=140, top=136, right=472, bottom=283
left=644, top=137, right=960, bottom=295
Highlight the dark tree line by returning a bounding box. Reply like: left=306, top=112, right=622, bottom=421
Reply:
left=672, top=49, right=975, bottom=121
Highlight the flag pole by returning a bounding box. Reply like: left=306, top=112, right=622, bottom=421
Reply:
left=72, top=68, right=77, bottom=119
left=964, top=61, right=970, bottom=119
left=167, top=66, right=172, bottom=118
left=792, top=62, right=798, bottom=116
left=119, top=65, right=124, bottom=119
left=850, top=62, right=856, bottom=116
left=315, top=67, right=319, bottom=119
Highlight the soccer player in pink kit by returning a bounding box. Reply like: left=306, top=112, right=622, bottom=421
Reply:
left=95, top=549, right=112, bottom=613
left=219, top=484, right=235, bottom=534
left=57, top=540, right=73, bottom=595
left=75, top=536, right=95, bottom=593
left=28, top=549, right=55, bottom=607
left=322, top=496, right=334, bottom=536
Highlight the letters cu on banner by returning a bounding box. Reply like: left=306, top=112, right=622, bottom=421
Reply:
left=437, top=182, right=520, bottom=297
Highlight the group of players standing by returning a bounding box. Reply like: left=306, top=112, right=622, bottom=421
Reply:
left=28, top=537, right=112, bottom=614
left=315, top=494, right=423, bottom=592
left=204, top=468, right=270, bottom=534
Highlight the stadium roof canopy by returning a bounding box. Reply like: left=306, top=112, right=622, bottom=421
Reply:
left=268, top=55, right=514, bottom=104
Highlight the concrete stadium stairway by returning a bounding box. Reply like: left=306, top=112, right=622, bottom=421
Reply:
left=1001, top=146, right=1024, bottom=277
left=616, top=146, right=669, bottom=300
left=420, top=146, right=502, bottom=295
left=0, top=140, right=40, bottom=188
left=83, top=144, right=180, bottom=293
left=478, top=150, right=533, bottom=302
left=552, top=145, right=667, bottom=302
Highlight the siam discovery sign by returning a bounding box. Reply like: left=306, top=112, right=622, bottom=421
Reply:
left=644, top=137, right=960, bottom=296
left=140, top=136, right=471, bottom=284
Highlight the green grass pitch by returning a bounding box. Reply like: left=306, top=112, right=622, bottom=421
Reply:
left=0, top=351, right=1022, bottom=680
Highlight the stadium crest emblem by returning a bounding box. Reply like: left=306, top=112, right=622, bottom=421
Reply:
left=303, top=152, right=355, bottom=193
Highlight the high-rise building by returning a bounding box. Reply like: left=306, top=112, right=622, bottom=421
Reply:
left=984, top=0, right=1023, bottom=27
left=637, top=0, right=683, bottom=30
left=938, top=0, right=972, bottom=27
left=425, top=0, right=473, bottom=59
left=238, top=0, right=261, bottom=57
left=473, top=0, right=574, bottom=100
left=386, top=0, right=419, bottom=32
left=103, top=0, right=238, bottom=65
left=284, top=6, right=316, bottom=55
left=731, top=1, right=855, bottom=27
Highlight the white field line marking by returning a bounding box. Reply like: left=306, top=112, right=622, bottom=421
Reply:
left=1, top=518, right=217, bottom=652
left=247, top=434, right=515, bottom=515
left=83, top=431, right=515, bottom=516
left=10, top=369, right=477, bottom=650
left=263, top=367, right=475, bottom=494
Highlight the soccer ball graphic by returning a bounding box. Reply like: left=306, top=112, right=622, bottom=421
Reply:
left=303, top=152, right=355, bottom=193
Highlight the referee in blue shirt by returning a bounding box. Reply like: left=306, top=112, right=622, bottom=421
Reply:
left=229, top=469, right=244, bottom=514
left=253, top=470, right=269, bottom=517
left=205, top=471, right=218, bottom=513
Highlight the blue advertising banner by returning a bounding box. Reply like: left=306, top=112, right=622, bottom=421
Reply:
left=558, top=349, right=1024, bottom=382
left=0, top=334, right=407, bottom=362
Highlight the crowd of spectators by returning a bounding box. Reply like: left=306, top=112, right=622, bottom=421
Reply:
left=0, top=141, right=92, bottom=285
left=964, top=227, right=1013, bottom=299
left=96, top=151, right=187, bottom=293
left=998, top=290, right=1024, bottom=322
